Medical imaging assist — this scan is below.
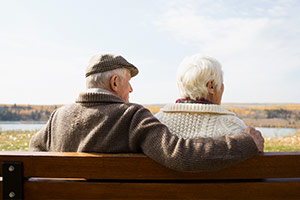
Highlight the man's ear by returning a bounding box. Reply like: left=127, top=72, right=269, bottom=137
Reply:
left=207, top=81, right=215, bottom=94
left=110, top=75, right=118, bottom=92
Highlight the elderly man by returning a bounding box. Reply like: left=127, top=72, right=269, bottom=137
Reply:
left=30, top=53, right=264, bottom=172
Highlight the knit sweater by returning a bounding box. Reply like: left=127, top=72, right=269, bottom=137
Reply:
left=29, top=92, right=258, bottom=172
left=155, top=103, right=247, bottom=139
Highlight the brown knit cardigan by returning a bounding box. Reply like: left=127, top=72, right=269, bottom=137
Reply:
left=29, top=92, right=258, bottom=172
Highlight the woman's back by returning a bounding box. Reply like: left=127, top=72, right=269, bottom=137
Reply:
left=155, top=103, right=246, bottom=139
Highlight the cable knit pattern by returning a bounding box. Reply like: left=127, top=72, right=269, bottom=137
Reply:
left=155, top=103, right=246, bottom=139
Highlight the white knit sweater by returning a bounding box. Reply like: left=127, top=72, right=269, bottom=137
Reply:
left=155, top=103, right=246, bottom=139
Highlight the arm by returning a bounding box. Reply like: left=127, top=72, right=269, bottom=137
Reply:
left=129, top=106, right=259, bottom=172
left=29, top=110, right=57, bottom=151
left=216, top=115, right=247, bottom=136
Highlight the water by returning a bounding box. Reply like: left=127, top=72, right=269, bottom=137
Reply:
left=0, top=121, right=298, bottom=138
left=256, top=127, right=298, bottom=138
left=0, top=121, right=46, bottom=131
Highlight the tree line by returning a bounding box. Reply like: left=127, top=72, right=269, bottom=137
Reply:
left=226, top=108, right=300, bottom=121
left=224, top=105, right=300, bottom=128
left=1, top=104, right=300, bottom=124
left=0, top=104, right=59, bottom=121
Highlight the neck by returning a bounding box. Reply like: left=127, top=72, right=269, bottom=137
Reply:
left=176, top=97, right=214, bottom=104
left=86, top=88, right=112, bottom=94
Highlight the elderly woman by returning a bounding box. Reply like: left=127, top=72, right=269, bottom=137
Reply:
left=155, top=54, right=246, bottom=139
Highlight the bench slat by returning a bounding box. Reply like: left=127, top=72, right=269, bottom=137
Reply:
left=20, top=179, right=300, bottom=200
left=0, top=152, right=300, bottom=180
left=1, top=152, right=300, bottom=199
left=1, top=152, right=300, bottom=180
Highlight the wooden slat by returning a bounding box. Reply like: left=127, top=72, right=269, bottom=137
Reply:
left=23, top=179, right=300, bottom=200
left=1, top=152, right=300, bottom=180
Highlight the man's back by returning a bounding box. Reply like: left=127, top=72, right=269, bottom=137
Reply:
left=30, top=92, right=145, bottom=152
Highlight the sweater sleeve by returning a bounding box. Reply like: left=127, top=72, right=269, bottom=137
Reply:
left=29, top=110, right=56, bottom=151
left=129, top=106, right=259, bottom=172
left=216, top=115, right=247, bottom=137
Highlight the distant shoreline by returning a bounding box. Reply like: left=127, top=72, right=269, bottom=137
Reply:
left=0, top=121, right=47, bottom=124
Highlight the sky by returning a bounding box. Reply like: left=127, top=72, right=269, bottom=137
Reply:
left=0, top=0, right=299, bottom=105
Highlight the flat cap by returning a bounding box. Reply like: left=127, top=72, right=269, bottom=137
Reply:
left=85, top=54, right=139, bottom=78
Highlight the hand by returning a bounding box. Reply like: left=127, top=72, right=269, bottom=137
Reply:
left=244, top=126, right=264, bottom=152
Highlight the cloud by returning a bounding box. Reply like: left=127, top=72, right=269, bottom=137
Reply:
left=155, top=11, right=270, bottom=56
left=153, top=0, right=300, bottom=102
left=154, top=1, right=299, bottom=55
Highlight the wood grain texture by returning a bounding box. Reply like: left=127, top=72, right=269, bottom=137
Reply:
left=1, top=152, right=300, bottom=199
left=1, top=152, right=300, bottom=180
left=23, top=180, right=300, bottom=200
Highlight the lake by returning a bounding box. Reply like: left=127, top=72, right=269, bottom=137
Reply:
left=0, top=121, right=298, bottom=138
left=256, top=127, right=299, bottom=138
left=0, top=121, right=46, bottom=131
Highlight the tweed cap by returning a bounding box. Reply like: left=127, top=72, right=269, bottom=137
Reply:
left=85, top=54, right=139, bottom=78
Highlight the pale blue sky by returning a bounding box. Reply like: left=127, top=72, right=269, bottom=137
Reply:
left=0, top=0, right=299, bottom=105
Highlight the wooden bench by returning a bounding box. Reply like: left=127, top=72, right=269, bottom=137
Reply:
left=1, top=152, right=300, bottom=200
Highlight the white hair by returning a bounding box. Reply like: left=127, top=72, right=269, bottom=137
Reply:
left=177, top=54, right=223, bottom=100
left=86, top=68, right=128, bottom=89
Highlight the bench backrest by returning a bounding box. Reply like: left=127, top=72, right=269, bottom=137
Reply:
left=1, top=152, right=300, bottom=199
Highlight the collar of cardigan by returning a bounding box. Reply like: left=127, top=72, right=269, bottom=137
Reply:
left=76, top=91, right=125, bottom=104
left=161, top=103, right=235, bottom=115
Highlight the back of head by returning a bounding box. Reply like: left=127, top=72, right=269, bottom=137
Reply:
left=177, top=54, right=223, bottom=99
left=86, top=68, right=127, bottom=89
left=85, top=53, right=139, bottom=89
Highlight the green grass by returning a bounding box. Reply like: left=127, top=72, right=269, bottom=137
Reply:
left=264, top=132, right=300, bottom=152
left=1, top=130, right=300, bottom=152
left=264, top=145, right=300, bottom=152
left=0, top=130, right=36, bottom=151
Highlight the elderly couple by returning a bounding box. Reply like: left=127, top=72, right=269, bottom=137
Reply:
left=30, top=53, right=264, bottom=172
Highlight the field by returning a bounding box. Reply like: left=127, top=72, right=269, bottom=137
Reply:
left=1, top=129, right=300, bottom=152
left=0, top=130, right=36, bottom=151
left=264, top=132, right=300, bottom=152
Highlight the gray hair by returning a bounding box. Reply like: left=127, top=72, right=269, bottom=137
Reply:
left=177, top=54, right=223, bottom=100
left=86, top=68, right=128, bottom=89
